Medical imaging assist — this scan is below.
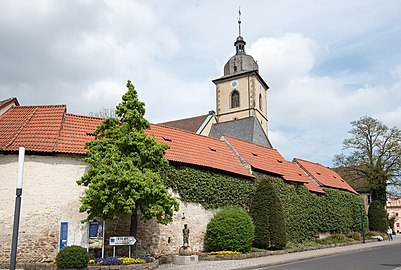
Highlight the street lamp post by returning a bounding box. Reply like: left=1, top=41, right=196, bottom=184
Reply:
left=358, top=201, right=366, bottom=244
left=10, top=147, right=25, bottom=270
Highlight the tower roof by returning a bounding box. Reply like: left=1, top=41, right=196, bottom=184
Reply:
left=223, top=11, right=259, bottom=76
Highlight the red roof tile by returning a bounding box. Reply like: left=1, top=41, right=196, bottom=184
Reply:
left=293, top=158, right=358, bottom=194
left=57, top=114, right=102, bottom=154
left=146, top=124, right=254, bottom=178
left=0, top=105, right=66, bottom=152
left=224, top=136, right=325, bottom=193
left=159, top=114, right=209, bottom=133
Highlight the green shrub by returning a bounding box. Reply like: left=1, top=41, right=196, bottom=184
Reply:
left=206, top=206, right=254, bottom=253
left=368, top=200, right=388, bottom=232
left=250, top=177, right=287, bottom=249
left=56, top=245, right=89, bottom=269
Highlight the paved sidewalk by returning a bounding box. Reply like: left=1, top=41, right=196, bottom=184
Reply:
left=158, top=235, right=401, bottom=270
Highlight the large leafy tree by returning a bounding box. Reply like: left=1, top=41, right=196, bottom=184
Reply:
left=334, top=116, right=401, bottom=204
left=77, top=80, right=179, bottom=236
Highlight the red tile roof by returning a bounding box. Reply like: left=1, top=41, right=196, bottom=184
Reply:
left=293, top=158, right=358, bottom=194
left=57, top=114, right=103, bottom=154
left=0, top=105, right=101, bottom=154
left=0, top=105, right=66, bottom=152
left=159, top=114, right=209, bottom=133
left=146, top=124, right=254, bottom=178
left=224, top=136, right=325, bottom=193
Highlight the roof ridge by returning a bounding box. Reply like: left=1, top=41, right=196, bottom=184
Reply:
left=17, top=104, right=67, bottom=109
left=159, top=113, right=209, bottom=124
left=294, top=157, right=323, bottom=166
left=151, top=123, right=228, bottom=144
left=5, top=107, right=39, bottom=149
left=66, top=113, right=104, bottom=120
left=224, top=134, right=279, bottom=152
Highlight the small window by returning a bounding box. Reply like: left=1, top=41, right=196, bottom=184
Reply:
left=231, top=90, right=240, bottom=108
left=367, top=195, right=372, bottom=204
left=259, top=94, right=262, bottom=110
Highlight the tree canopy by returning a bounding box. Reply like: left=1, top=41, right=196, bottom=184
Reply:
left=77, top=80, right=179, bottom=225
left=334, top=116, right=401, bottom=204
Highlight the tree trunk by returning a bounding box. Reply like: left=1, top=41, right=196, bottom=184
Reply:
left=129, top=210, right=138, bottom=254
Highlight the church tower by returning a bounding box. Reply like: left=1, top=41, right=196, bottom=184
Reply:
left=210, top=11, right=272, bottom=148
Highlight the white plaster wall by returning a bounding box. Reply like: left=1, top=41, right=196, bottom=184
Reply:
left=0, top=153, right=219, bottom=263
left=0, top=154, right=88, bottom=265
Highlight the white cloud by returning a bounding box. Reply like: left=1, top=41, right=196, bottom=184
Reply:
left=249, top=33, right=318, bottom=89
left=248, top=32, right=401, bottom=165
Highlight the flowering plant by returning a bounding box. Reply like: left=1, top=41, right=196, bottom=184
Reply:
left=209, top=251, right=241, bottom=255
left=89, top=256, right=153, bottom=265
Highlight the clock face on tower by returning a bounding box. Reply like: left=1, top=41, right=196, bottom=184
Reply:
left=230, top=80, right=239, bottom=89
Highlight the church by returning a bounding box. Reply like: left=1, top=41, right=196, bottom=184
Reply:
left=0, top=17, right=358, bottom=267
left=161, top=16, right=272, bottom=148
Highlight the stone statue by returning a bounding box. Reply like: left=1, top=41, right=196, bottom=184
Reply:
left=179, top=224, right=192, bottom=256
left=183, top=224, right=189, bottom=247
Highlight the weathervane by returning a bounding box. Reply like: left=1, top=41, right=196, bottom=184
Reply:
left=238, top=7, right=242, bottom=36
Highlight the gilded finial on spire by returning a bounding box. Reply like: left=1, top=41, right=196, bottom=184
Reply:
left=238, top=7, right=242, bottom=36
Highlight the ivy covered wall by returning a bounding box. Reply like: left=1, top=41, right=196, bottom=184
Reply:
left=163, top=165, right=364, bottom=243
left=270, top=177, right=364, bottom=243
left=163, top=165, right=256, bottom=209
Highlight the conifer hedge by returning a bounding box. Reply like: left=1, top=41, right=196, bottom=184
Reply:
left=368, top=200, right=388, bottom=232
left=250, top=177, right=286, bottom=249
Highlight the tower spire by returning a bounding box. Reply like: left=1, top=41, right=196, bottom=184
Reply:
left=234, top=8, right=245, bottom=54
left=238, top=7, right=242, bottom=37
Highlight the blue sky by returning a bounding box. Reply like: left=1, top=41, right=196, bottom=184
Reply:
left=1, top=0, right=401, bottom=167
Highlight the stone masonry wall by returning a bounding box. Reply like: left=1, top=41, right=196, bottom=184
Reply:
left=136, top=200, right=217, bottom=256
left=0, top=153, right=217, bottom=266
left=0, top=154, right=88, bottom=267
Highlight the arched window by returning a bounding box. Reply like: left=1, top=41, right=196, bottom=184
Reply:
left=259, top=94, right=262, bottom=110
left=231, top=90, right=240, bottom=108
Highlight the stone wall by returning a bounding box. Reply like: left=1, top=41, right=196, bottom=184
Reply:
left=136, top=201, right=216, bottom=256
left=0, top=153, right=217, bottom=267
left=0, top=154, right=88, bottom=267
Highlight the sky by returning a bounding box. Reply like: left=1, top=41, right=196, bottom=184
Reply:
left=1, top=0, right=401, bottom=167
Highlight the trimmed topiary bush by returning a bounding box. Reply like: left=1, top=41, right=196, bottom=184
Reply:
left=368, top=200, right=388, bottom=232
left=206, top=206, right=254, bottom=253
left=250, top=177, right=287, bottom=249
left=56, top=245, right=89, bottom=269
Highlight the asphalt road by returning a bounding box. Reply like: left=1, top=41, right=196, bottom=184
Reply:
left=259, top=244, right=401, bottom=270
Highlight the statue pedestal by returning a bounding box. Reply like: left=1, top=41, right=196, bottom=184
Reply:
left=173, top=254, right=198, bottom=265
left=174, top=246, right=198, bottom=265
left=179, top=245, right=192, bottom=256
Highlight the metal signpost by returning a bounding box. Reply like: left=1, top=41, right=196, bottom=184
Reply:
left=10, top=147, right=25, bottom=270
left=109, top=236, right=137, bottom=257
